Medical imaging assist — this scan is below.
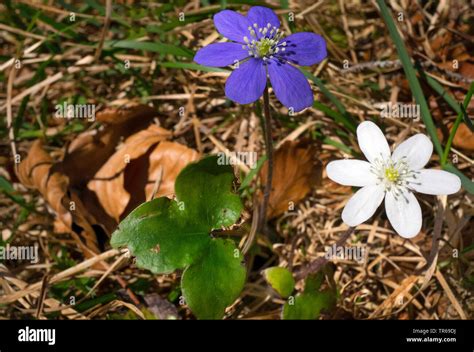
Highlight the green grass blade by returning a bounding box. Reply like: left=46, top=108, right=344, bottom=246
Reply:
left=416, top=67, right=461, bottom=115
left=239, top=155, right=267, bottom=191
left=377, top=0, right=474, bottom=194
left=441, top=82, right=474, bottom=165
left=376, top=0, right=443, bottom=157
left=443, top=163, right=474, bottom=194
left=159, top=62, right=229, bottom=73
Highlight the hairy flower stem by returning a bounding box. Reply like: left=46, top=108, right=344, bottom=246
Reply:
left=259, top=85, right=274, bottom=232
left=295, top=226, right=355, bottom=280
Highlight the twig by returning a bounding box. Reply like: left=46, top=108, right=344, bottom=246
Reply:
left=242, top=205, right=260, bottom=255
left=416, top=197, right=444, bottom=282
left=149, top=165, right=163, bottom=201
left=6, top=66, right=18, bottom=173
left=435, top=270, right=468, bottom=319
left=340, top=59, right=473, bottom=83
left=35, top=273, right=50, bottom=319
left=94, top=0, right=112, bottom=62
left=295, top=0, right=323, bottom=19
left=16, top=0, right=106, bottom=20
left=296, top=226, right=355, bottom=280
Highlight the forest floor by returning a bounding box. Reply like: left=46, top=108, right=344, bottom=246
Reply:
left=0, top=0, right=473, bottom=320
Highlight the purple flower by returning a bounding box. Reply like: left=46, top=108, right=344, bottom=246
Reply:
left=194, top=6, right=327, bottom=112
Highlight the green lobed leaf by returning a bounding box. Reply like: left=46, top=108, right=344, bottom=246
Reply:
left=111, top=155, right=245, bottom=319
left=111, top=155, right=243, bottom=274
left=282, top=274, right=336, bottom=320
left=110, top=197, right=211, bottom=274
left=181, top=238, right=246, bottom=320
left=263, top=267, right=295, bottom=298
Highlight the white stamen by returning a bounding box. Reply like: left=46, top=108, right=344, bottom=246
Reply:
left=241, top=23, right=286, bottom=60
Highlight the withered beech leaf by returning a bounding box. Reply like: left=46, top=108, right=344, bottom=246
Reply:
left=88, top=124, right=199, bottom=221
left=437, top=122, right=474, bottom=152
left=260, top=140, right=322, bottom=219
left=17, top=140, right=103, bottom=254
left=17, top=140, right=72, bottom=229
left=58, top=103, right=158, bottom=187
left=448, top=123, right=474, bottom=151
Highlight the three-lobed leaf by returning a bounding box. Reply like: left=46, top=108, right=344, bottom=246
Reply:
left=111, top=155, right=245, bottom=319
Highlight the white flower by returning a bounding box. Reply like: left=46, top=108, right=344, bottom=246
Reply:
left=326, top=121, right=461, bottom=238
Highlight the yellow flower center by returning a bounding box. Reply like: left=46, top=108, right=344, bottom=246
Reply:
left=256, top=38, right=273, bottom=57
left=384, top=166, right=400, bottom=183
left=242, top=23, right=285, bottom=59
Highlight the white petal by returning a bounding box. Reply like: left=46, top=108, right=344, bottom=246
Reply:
left=342, top=185, right=385, bottom=226
left=357, top=121, right=391, bottom=164
left=326, top=160, right=377, bottom=187
left=409, top=169, right=461, bottom=195
left=392, top=134, right=433, bottom=170
left=385, top=189, right=421, bottom=238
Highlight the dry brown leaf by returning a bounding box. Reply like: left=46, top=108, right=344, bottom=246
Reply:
left=15, top=105, right=198, bottom=255
left=459, top=61, right=474, bottom=80
left=450, top=123, right=474, bottom=151
left=437, top=122, right=474, bottom=152
left=88, top=124, right=199, bottom=221
left=260, top=140, right=322, bottom=219
left=17, top=140, right=105, bottom=253
left=17, top=140, right=72, bottom=230
left=57, top=103, right=158, bottom=187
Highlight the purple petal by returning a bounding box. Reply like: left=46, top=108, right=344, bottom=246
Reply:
left=278, top=32, right=327, bottom=66
left=267, top=60, right=313, bottom=112
left=214, top=10, right=251, bottom=43
left=194, top=43, right=249, bottom=67
left=247, top=6, right=280, bottom=33
left=225, top=58, right=266, bottom=105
